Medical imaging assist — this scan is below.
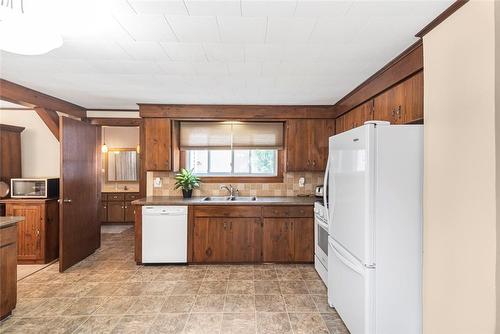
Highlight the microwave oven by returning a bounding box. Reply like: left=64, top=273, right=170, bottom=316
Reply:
left=10, top=178, right=59, bottom=199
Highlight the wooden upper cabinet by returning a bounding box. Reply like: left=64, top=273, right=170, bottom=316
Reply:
left=143, top=118, right=171, bottom=171
left=286, top=119, right=335, bottom=172
left=335, top=100, right=374, bottom=134
left=374, top=71, right=423, bottom=124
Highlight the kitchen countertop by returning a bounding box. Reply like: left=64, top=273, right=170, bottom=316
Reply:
left=0, top=216, right=24, bottom=229
left=132, top=196, right=317, bottom=206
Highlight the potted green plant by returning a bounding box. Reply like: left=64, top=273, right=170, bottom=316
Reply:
left=174, top=168, right=201, bottom=198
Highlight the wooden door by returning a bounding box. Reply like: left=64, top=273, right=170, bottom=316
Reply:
left=293, top=218, right=314, bottom=262
left=226, top=218, right=262, bottom=262
left=143, top=118, right=171, bottom=171
left=262, top=218, right=294, bottom=262
left=308, top=119, right=335, bottom=171
left=286, top=120, right=309, bottom=171
left=401, top=71, right=423, bottom=123
left=193, top=218, right=227, bottom=262
left=124, top=202, right=135, bottom=222
left=107, top=202, right=124, bottom=222
left=6, top=204, right=42, bottom=261
left=60, top=117, right=100, bottom=272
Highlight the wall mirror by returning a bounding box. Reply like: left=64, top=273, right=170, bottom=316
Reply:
left=106, top=148, right=139, bottom=182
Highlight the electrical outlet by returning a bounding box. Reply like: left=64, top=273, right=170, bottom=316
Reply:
left=298, top=177, right=305, bottom=187
left=153, top=177, right=162, bottom=188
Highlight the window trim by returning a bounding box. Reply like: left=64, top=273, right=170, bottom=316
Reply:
left=180, top=150, right=284, bottom=183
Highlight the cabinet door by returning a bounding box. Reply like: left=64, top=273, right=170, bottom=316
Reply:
left=293, top=218, right=314, bottom=262
left=107, top=202, right=124, bottom=222
left=286, top=120, right=309, bottom=171
left=308, top=119, right=335, bottom=171
left=193, top=218, right=227, bottom=262
left=124, top=202, right=135, bottom=222
left=144, top=118, right=171, bottom=171
left=100, top=202, right=107, bottom=222
left=0, top=242, right=17, bottom=318
left=226, top=218, right=262, bottom=262
left=262, top=218, right=294, bottom=262
left=401, top=71, right=423, bottom=123
left=6, top=204, right=42, bottom=261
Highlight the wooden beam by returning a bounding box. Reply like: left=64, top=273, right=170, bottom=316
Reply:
left=0, top=79, right=86, bottom=118
left=138, top=104, right=336, bottom=119
left=334, top=40, right=423, bottom=118
left=34, top=107, right=60, bottom=141
left=415, top=0, right=469, bottom=38
left=87, top=118, right=141, bottom=127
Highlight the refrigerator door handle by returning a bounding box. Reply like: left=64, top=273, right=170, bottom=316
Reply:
left=329, top=239, right=364, bottom=275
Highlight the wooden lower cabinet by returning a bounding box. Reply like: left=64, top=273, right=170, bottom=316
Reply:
left=1, top=199, right=59, bottom=264
left=0, top=223, right=17, bottom=320
left=191, top=205, right=313, bottom=264
left=262, top=218, right=294, bottom=262
left=193, top=217, right=261, bottom=263
left=101, top=192, right=139, bottom=224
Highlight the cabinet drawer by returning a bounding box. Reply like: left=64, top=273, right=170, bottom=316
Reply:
left=0, top=225, right=17, bottom=247
left=262, top=206, right=313, bottom=218
left=125, top=193, right=140, bottom=201
left=107, top=193, right=125, bottom=201
left=194, top=206, right=262, bottom=218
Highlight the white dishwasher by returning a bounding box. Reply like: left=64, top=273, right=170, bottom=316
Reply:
left=142, top=206, right=187, bottom=263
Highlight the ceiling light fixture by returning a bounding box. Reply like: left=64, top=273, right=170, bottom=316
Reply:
left=102, top=127, right=108, bottom=153
left=0, top=0, right=63, bottom=55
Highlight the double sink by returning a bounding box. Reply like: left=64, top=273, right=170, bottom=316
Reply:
left=202, top=196, right=257, bottom=202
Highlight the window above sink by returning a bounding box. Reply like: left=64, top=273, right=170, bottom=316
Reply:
left=179, top=121, right=284, bottom=183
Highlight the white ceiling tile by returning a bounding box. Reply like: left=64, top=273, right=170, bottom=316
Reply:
left=218, top=17, right=267, bottom=43
left=160, top=43, right=207, bottom=61
left=294, top=0, right=353, bottom=17
left=241, top=0, right=297, bottom=17
left=281, top=44, right=321, bottom=61
left=118, top=41, right=170, bottom=60
left=245, top=44, right=284, bottom=62
left=185, top=0, right=241, bottom=16
left=309, top=16, right=367, bottom=44
left=115, top=14, right=177, bottom=41
left=90, top=60, right=162, bottom=74
left=46, top=40, right=132, bottom=60
left=167, top=16, right=220, bottom=42
left=128, top=0, right=189, bottom=15
left=266, top=17, right=316, bottom=43
left=203, top=43, right=245, bottom=61
left=347, top=1, right=451, bottom=18
left=227, top=62, right=262, bottom=75
left=157, top=62, right=196, bottom=75
left=193, top=62, right=229, bottom=75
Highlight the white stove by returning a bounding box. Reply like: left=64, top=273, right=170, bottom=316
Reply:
left=314, top=201, right=328, bottom=285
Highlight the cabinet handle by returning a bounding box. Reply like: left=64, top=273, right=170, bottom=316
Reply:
left=36, top=230, right=40, bottom=237
left=205, top=248, right=212, bottom=257
left=124, top=206, right=128, bottom=209
left=396, top=105, right=402, bottom=118
left=312, top=160, right=316, bottom=167
left=224, top=222, right=228, bottom=230
left=103, top=206, right=106, bottom=209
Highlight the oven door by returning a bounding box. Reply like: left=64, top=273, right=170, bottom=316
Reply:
left=315, top=217, right=329, bottom=268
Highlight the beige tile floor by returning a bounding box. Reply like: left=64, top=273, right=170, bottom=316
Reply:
left=0, top=227, right=349, bottom=334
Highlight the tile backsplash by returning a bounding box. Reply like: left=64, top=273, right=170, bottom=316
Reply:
left=148, top=172, right=324, bottom=197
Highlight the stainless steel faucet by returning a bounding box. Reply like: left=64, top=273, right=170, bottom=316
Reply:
left=220, top=184, right=238, bottom=198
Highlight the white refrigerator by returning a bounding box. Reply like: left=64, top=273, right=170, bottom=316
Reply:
left=326, top=121, right=423, bottom=334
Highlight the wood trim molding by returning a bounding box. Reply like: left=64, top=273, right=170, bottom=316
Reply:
left=0, top=79, right=86, bottom=118
left=415, top=0, right=469, bottom=38
left=139, top=104, right=336, bottom=119
left=34, top=107, right=60, bottom=140
left=0, top=124, right=25, bottom=133
left=334, top=40, right=423, bottom=118
left=87, top=118, right=142, bottom=126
